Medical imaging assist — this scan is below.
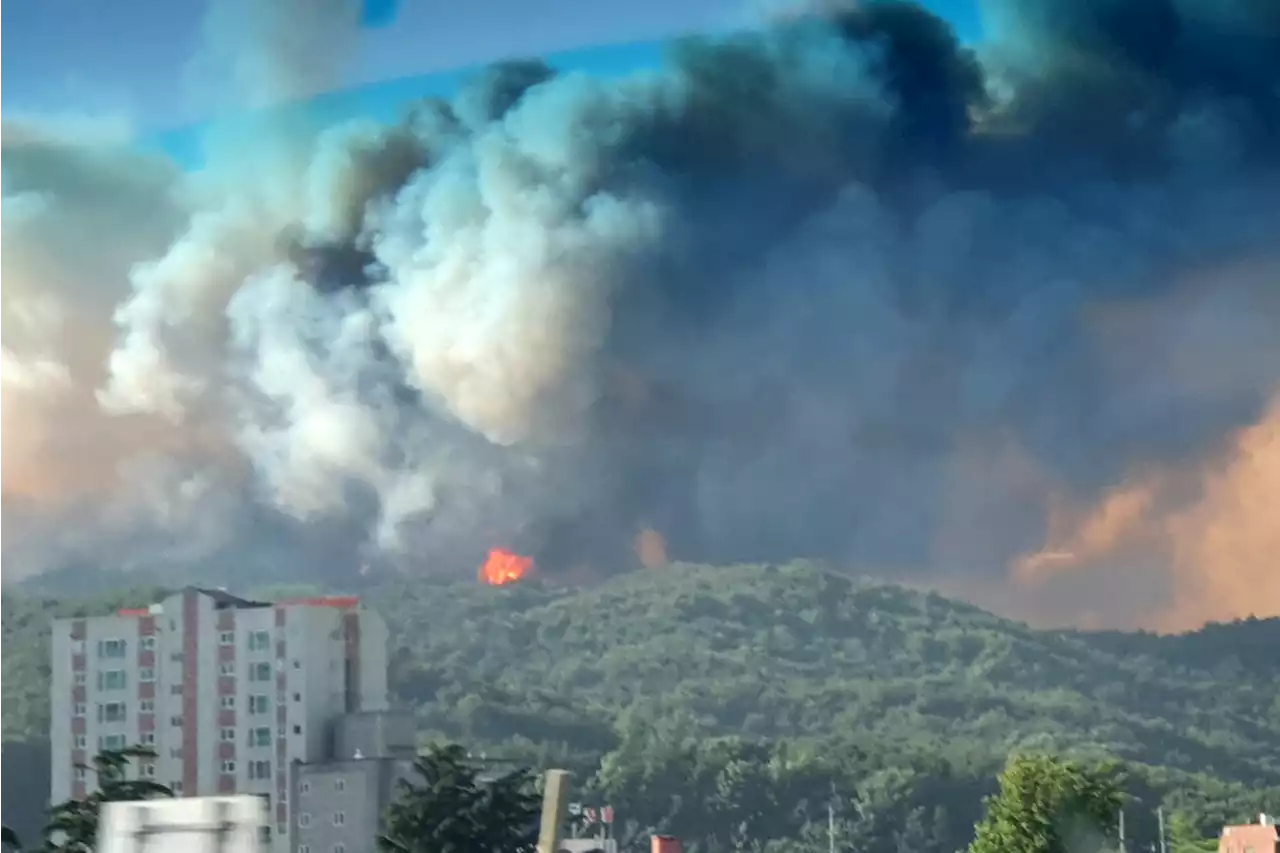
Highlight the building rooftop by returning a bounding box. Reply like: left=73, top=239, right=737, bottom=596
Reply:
left=109, top=587, right=362, bottom=617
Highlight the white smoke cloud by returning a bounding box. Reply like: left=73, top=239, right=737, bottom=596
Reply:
left=3, top=0, right=1278, bottom=632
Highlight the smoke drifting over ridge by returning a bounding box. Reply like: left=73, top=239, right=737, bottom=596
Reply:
left=3, top=0, right=1278, bottom=630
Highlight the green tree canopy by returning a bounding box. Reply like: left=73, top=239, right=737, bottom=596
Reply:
left=968, top=754, right=1125, bottom=853
left=1166, top=811, right=1217, bottom=853
left=379, top=743, right=541, bottom=853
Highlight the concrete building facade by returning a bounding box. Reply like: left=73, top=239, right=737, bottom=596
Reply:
left=49, top=587, right=389, bottom=853
left=290, top=711, right=418, bottom=853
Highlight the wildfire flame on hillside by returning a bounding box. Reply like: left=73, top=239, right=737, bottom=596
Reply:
left=635, top=528, right=668, bottom=568
left=479, top=547, right=533, bottom=585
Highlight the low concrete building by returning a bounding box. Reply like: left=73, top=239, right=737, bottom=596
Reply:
left=290, top=711, right=417, bottom=853
left=1219, top=815, right=1279, bottom=853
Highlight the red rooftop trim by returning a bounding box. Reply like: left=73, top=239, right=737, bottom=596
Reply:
left=277, top=596, right=360, bottom=609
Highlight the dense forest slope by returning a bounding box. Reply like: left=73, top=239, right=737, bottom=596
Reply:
left=5, top=562, right=1277, bottom=851
left=362, top=564, right=1280, bottom=781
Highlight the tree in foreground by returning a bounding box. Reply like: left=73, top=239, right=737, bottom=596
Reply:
left=378, top=743, right=542, bottom=853
left=41, top=747, right=173, bottom=853
left=2, top=826, right=21, bottom=851
left=1165, top=811, right=1218, bottom=853
left=968, top=754, right=1125, bottom=853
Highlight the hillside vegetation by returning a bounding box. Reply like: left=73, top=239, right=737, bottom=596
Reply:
left=5, top=562, right=1277, bottom=852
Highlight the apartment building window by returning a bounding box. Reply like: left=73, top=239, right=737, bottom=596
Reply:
left=220, top=662, right=235, bottom=676
left=141, top=763, right=156, bottom=778
left=140, top=700, right=155, bottom=713
left=170, top=684, right=183, bottom=696
left=75, top=735, right=87, bottom=749
left=170, top=748, right=183, bottom=759
left=141, top=733, right=156, bottom=746
left=248, top=630, right=271, bottom=652
left=220, top=696, right=235, bottom=709
left=334, top=778, right=345, bottom=792
left=300, top=781, right=311, bottom=795
left=221, top=760, right=236, bottom=773
left=139, top=668, right=155, bottom=682
left=73, top=703, right=86, bottom=717
left=249, top=662, right=272, bottom=682
left=140, top=636, right=156, bottom=651
left=74, top=672, right=86, bottom=686
left=221, top=728, right=236, bottom=742
left=299, top=846, right=310, bottom=853
left=170, top=652, right=183, bottom=663
left=248, top=760, right=272, bottom=780
left=219, top=631, right=235, bottom=645
left=71, top=639, right=85, bottom=655
left=249, top=727, right=271, bottom=748
left=75, top=767, right=87, bottom=781
left=98, top=702, right=127, bottom=723
left=332, top=811, right=345, bottom=827
left=248, top=695, right=270, bottom=715
left=97, top=670, right=127, bottom=691
left=98, top=639, right=127, bottom=659
left=170, top=716, right=183, bottom=728
left=333, top=844, right=345, bottom=853
left=98, top=734, right=126, bottom=751
left=298, top=813, right=311, bottom=828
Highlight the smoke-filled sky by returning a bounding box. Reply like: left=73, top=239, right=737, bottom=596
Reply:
left=0, top=0, right=981, bottom=129
left=3, top=0, right=1278, bottom=632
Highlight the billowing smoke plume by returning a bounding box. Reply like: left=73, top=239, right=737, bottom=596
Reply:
left=3, top=0, right=1278, bottom=630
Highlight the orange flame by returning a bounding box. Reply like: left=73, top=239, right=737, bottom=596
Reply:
left=634, top=528, right=668, bottom=568
left=478, top=548, right=533, bottom=585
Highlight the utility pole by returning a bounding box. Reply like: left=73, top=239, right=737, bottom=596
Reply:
left=1119, top=808, right=1127, bottom=853
left=827, top=800, right=835, bottom=853
left=1157, top=806, right=1167, bottom=853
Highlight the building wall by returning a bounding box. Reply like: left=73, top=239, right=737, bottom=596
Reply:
left=291, top=758, right=415, bottom=853
left=333, top=711, right=416, bottom=761
left=353, top=607, right=389, bottom=713
left=1218, top=823, right=1280, bottom=853
left=48, top=620, right=73, bottom=805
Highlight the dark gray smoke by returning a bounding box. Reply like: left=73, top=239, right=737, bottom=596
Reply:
left=3, top=0, right=1278, bottom=628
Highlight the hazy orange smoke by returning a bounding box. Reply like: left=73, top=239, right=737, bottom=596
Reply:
left=1013, top=395, right=1280, bottom=630
left=1014, top=483, right=1158, bottom=583
left=478, top=548, right=533, bottom=585
left=1162, top=398, right=1280, bottom=630
left=635, top=528, right=669, bottom=568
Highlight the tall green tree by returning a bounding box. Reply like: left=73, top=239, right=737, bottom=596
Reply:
left=378, top=743, right=541, bottom=853
left=41, top=747, right=172, bottom=853
left=1165, top=811, right=1217, bottom=853
left=968, top=755, right=1124, bottom=853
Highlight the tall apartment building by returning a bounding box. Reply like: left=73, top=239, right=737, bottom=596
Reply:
left=49, top=586, right=389, bottom=853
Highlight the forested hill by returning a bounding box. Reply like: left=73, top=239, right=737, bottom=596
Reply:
left=358, top=563, right=1280, bottom=783
left=4, top=562, right=1278, bottom=850
left=6, top=562, right=1278, bottom=779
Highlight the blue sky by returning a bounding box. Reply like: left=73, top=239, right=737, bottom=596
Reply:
left=3, top=0, right=983, bottom=141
